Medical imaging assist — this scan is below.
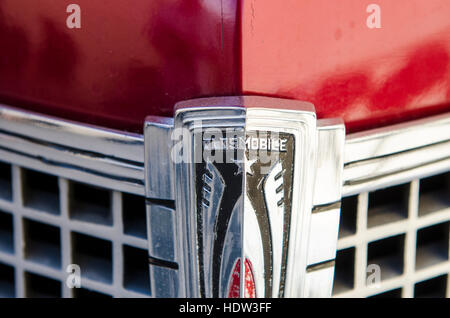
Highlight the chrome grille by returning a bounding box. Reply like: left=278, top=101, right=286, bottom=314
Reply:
left=0, top=102, right=448, bottom=298
left=0, top=161, right=150, bottom=298
left=333, top=172, right=450, bottom=297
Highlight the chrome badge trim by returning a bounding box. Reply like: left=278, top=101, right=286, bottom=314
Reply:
left=173, top=104, right=246, bottom=298
left=147, top=96, right=345, bottom=298
left=244, top=107, right=317, bottom=298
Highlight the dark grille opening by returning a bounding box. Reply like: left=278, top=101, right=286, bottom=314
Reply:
left=369, top=288, right=402, bottom=298
left=73, top=287, right=112, bottom=298
left=23, top=219, right=61, bottom=269
left=332, top=247, right=355, bottom=295
left=123, top=245, right=151, bottom=295
left=367, top=234, right=405, bottom=282
left=22, top=168, right=60, bottom=215
left=122, top=193, right=147, bottom=239
left=25, top=272, right=61, bottom=298
left=415, top=222, right=449, bottom=270
left=0, top=161, right=12, bottom=201
left=414, top=275, right=448, bottom=298
left=368, top=184, right=409, bottom=228
left=72, top=232, right=112, bottom=284
left=338, top=196, right=358, bottom=238
left=419, top=172, right=450, bottom=216
left=0, top=210, right=14, bottom=254
left=69, top=181, right=112, bottom=226
left=0, top=262, right=15, bottom=297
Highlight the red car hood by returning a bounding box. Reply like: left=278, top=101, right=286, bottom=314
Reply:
left=0, top=0, right=449, bottom=133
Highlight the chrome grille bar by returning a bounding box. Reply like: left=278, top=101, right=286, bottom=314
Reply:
left=343, top=112, right=450, bottom=196
left=334, top=175, right=450, bottom=297
left=0, top=104, right=145, bottom=196
left=335, top=112, right=450, bottom=297
left=0, top=164, right=150, bottom=297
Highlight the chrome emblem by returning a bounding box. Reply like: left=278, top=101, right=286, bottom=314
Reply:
left=244, top=131, right=295, bottom=297
left=195, top=130, right=243, bottom=298
left=146, top=96, right=345, bottom=298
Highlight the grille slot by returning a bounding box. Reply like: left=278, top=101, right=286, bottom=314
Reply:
left=419, top=173, right=450, bottom=217
left=0, top=166, right=150, bottom=298
left=25, top=272, right=61, bottom=298
left=122, top=193, right=147, bottom=239
left=0, top=161, right=12, bottom=201
left=123, top=245, right=151, bottom=295
left=367, top=234, right=404, bottom=282
left=23, top=219, right=61, bottom=269
left=69, top=181, right=112, bottom=226
left=0, top=210, right=14, bottom=254
left=334, top=173, right=450, bottom=297
left=367, top=184, right=409, bottom=228
left=339, top=196, right=357, bottom=238
left=71, top=232, right=112, bottom=284
left=415, top=222, right=449, bottom=270
left=22, top=168, right=60, bottom=215
left=73, top=287, right=112, bottom=298
left=369, top=288, right=402, bottom=298
left=332, top=247, right=355, bottom=294
left=0, top=262, right=15, bottom=297
left=414, top=274, right=448, bottom=298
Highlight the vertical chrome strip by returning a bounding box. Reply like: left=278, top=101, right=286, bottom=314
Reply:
left=305, top=118, right=345, bottom=298
left=144, top=116, right=175, bottom=200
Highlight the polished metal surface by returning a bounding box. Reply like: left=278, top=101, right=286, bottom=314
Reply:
left=245, top=105, right=317, bottom=298
left=148, top=96, right=344, bottom=298
left=0, top=104, right=145, bottom=196
left=0, top=98, right=448, bottom=298
left=173, top=102, right=246, bottom=298
left=306, top=118, right=346, bottom=297
left=143, top=99, right=449, bottom=298
left=144, top=116, right=175, bottom=200
left=343, top=112, right=450, bottom=196
left=0, top=164, right=150, bottom=298
left=313, top=119, right=346, bottom=205
left=336, top=111, right=450, bottom=298
left=334, top=176, right=450, bottom=298
left=147, top=203, right=177, bottom=262
left=147, top=202, right=179, bottom=298
left=344, top=113, right=450, bottom=163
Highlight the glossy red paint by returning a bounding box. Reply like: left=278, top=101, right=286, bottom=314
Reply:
left=241, top=0, right=450, bottom=132
left=0, top=0, right=449, bottom=133
left=0, top=0, right=240, bottom=132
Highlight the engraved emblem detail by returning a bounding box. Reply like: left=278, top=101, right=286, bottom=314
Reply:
left=244, top=131, right=295, bottom=298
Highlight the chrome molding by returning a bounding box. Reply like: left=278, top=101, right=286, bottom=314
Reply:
left=0, top=104, right=145, bottom=196
left=305, top=119, right=345, bottom=297
left=343, top=112, right=450, bottom=197
left=144, top=116, right=175, bottom=200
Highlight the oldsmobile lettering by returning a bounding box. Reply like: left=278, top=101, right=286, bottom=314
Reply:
left=202, top=134, right=288, bottom=152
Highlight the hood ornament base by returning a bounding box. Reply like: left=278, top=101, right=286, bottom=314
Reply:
left=145, top=96, right=345, bottom=298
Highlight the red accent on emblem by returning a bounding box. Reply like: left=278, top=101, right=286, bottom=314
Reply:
left=227, top=258, right=256, bottom=298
